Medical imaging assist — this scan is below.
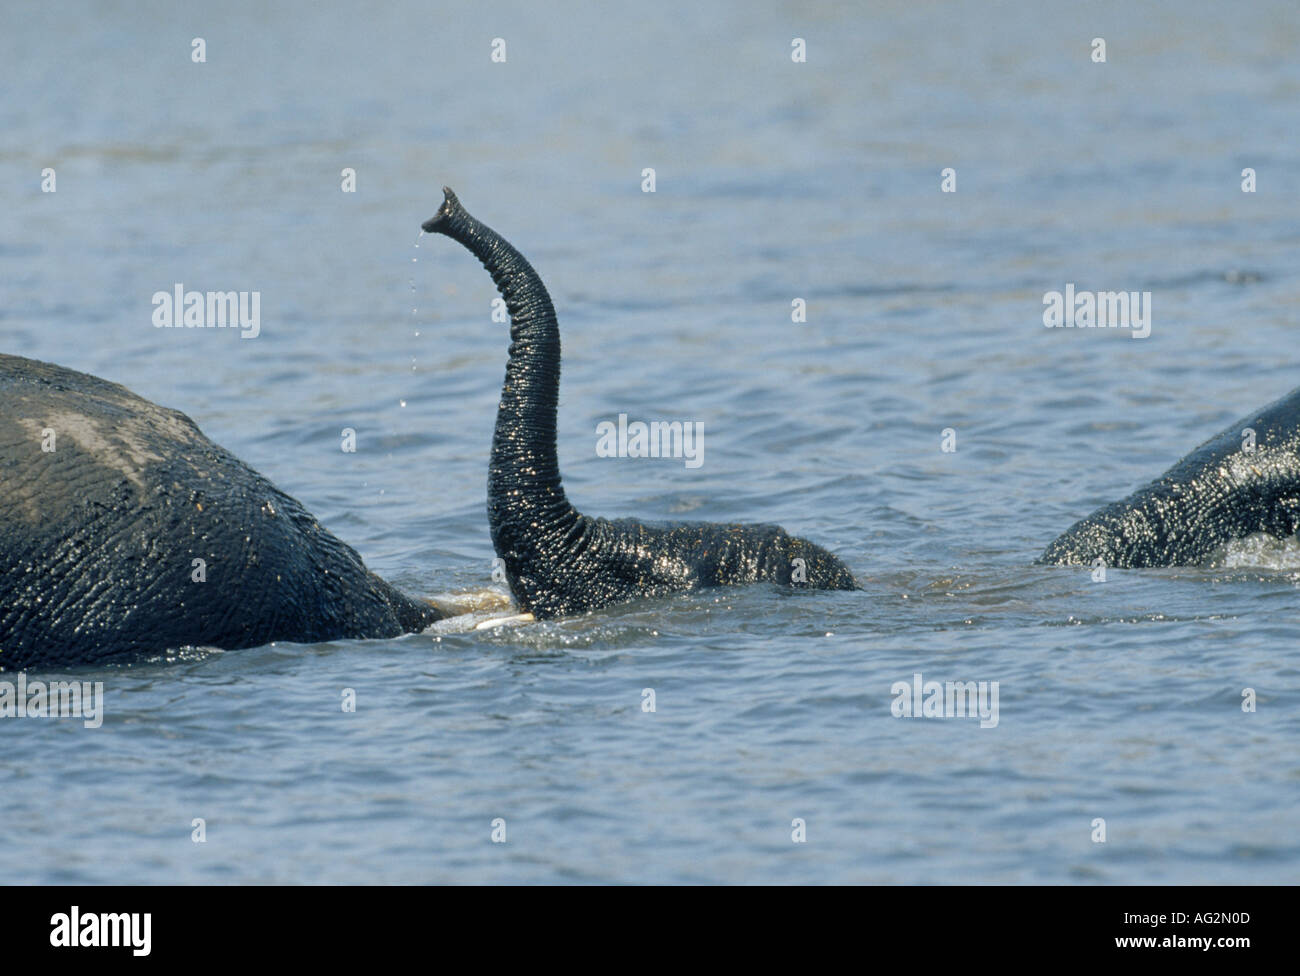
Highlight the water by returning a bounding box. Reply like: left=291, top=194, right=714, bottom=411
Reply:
left=3, top=0, right=1299, bottom=883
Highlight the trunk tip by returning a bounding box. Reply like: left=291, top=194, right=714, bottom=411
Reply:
left=421, top=186, right=462, bottom=233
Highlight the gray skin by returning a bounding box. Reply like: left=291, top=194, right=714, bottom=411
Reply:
left=1038, top=387, right=1300, bottom=567
left=0, top=354, right=441, bottom=669
left=422, top=187, right=858, bottom=618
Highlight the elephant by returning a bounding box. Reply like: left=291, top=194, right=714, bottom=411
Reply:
left=0, top=354, right=442, bottom=668
left=1038, top=387, right=1300, bottom=567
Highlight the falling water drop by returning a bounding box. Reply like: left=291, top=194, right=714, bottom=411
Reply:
left=411, top=239, right=425, bottom=347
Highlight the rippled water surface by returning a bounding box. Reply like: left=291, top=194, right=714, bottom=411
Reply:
left=3, top=1, right=1299, bottom=884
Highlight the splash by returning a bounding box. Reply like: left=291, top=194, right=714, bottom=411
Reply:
left=1213, top=533, right=1300, bottom=571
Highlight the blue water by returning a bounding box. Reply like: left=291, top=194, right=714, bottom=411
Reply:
left=3, top=0, right=1299, bottom=883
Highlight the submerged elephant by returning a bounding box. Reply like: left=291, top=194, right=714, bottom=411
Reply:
left=421, top=187, right=858, bottom=618
left=1038, top=387, right=1300, bottom=567
left=0, top=355, right=443, bottom=669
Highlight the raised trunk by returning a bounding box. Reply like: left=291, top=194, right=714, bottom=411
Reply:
left=422, top=189, right=583, bottom=603
left=425, top=188, right=859, bottom=618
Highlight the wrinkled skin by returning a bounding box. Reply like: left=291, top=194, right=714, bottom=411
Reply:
left=0, top=355, right=441, bottom=669
left=1038, top=387, right=1300, bottom=567
left=423, top=188, right=858, bottom=618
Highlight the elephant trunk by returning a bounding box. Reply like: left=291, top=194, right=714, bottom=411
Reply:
left=423, top=189, right=582, bottom=595
left=425, top=187, right=858, bottom=618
